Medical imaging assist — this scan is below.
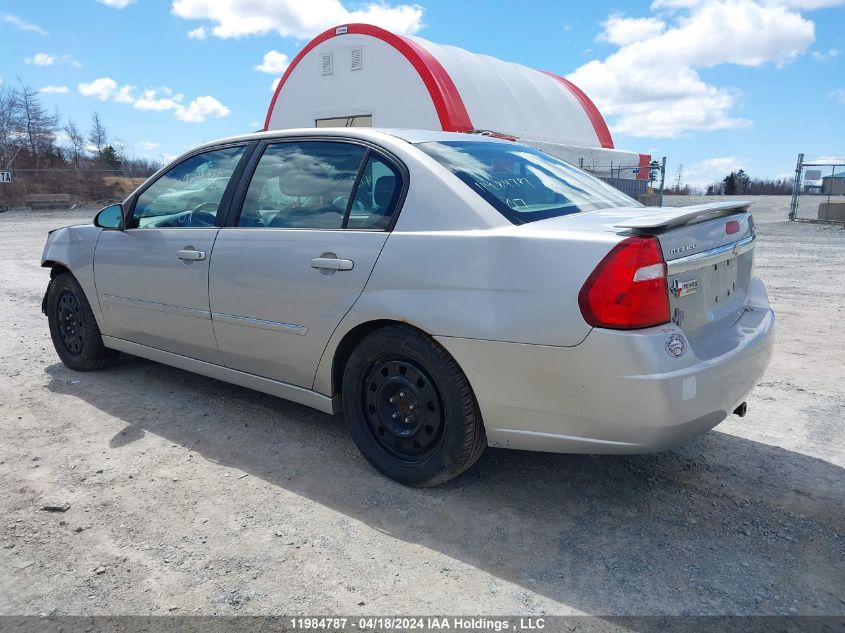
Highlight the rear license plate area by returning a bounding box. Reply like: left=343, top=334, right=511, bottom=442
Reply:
left=706, top=256, right=739, bottom=307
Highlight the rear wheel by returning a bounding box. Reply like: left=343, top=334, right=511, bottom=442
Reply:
left=342, top=324, right=486, bottom=486
left=47, top=272, right=118, bottom=371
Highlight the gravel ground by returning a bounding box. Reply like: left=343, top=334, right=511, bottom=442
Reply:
left=0, top=196, right=842, bottom=616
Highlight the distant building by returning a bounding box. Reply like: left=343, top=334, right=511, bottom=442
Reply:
left=821, top=171, right=845, bottom=195
left=263, top=23, right=652, bottom=198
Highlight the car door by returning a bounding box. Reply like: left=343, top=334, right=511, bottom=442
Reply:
left=94, top=144, right=251, bottom=363
left=209, top=140, right=405, bottom=388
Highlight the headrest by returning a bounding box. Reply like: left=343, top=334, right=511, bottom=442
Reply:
left=374, top=175, right=396, bottom=208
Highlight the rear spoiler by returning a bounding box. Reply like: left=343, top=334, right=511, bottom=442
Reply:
left=614, top=201, right=751, bottom=231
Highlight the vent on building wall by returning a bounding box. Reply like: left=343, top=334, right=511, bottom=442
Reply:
left=351, top=48, right=362, bottom=71
left=322, top=53, right=333, bottom=76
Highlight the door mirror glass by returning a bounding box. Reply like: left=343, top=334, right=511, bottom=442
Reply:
left=94, top=204, right=124, bottom=229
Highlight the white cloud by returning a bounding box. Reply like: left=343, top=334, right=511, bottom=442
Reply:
left=78, top=77, right=119, bottom=101
left=683, top=157, right=746, bottom=187
left=26, top=53, right=55, bottom=66
left=568, top=0, right=816, bottom=138
left=139, top=141, right=160, bottom=151
left=134, top=88, right=185, bottom=111
left=174, top=95, right=231, bottom=122
left=255, top=50, right=290, bottom=74
left=97, top=0, right=136, bottom=8
left=1, top=12, right=48, bottom=36
left=811, top=48, right=839, bottom=61
left=809, top=154, right=845, bottom=163
left=40, top=85, right=69, bottom=94
left=597, top=15, right=666, bottom=46
left=830, top=88, right=845, bottom=105
left=187, top=26, right=207, bottom=39
left=78, top=76, right=230, bottom=123
left=171, top=0, right=423, bottom=39
left=114, top=85, right=136, bottom=103
left=25, top=52, right=81, bottom=67
left=652, top=0, right=845, bottom=8
left=271, top=77, right=281, bottom=92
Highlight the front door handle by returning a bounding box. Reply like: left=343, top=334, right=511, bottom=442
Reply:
left=310, top=257, right=354, bottom=271
left=176, top=249, right=206, bottom=261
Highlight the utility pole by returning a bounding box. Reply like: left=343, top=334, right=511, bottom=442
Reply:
left=658, top=156, right=667, bottom=207
left=675, top=164, right=684, bottom=191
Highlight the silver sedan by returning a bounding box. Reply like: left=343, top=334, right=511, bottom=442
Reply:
left=41, top=128, right=775, bottom=485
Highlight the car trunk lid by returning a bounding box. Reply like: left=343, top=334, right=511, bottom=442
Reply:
left=530, top=201, right=756, bottom=344
left=612, top=202, right=755, bottom=344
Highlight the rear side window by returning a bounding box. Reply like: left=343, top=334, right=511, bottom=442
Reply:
left=238, top=141, right=366, bottom=229
left=238, top=141, right=402, bottom=230
left=417, top=140, right=638, bottom=224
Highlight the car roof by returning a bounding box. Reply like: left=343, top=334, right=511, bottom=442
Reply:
left=191, top=127, right=510, bottom=153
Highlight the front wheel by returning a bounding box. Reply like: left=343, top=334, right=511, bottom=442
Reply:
left=47, top=272, right=119, bottom=371
left=342, top=324, right=486, bottom=486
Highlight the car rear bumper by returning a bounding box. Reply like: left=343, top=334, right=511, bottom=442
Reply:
left=435, top=277, right=775, bottom=454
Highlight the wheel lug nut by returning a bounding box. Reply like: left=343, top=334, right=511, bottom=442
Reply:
left=392, top=413, right=398, bottom=419
left=404, top=417, right=411, bottom=424
left=409, top=404, right=415, bottom=410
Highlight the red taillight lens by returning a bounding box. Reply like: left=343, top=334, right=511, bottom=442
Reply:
left=725, top=220, right=740, bottom=235
left=578, top=236, right=670, bottom=330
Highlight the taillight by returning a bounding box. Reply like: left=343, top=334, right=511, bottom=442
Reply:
left=578, top=236, right=670, bottom=330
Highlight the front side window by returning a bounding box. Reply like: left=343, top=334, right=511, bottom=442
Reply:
left=238, top=142, right=367, bottom=229
left=417, top=140, right=639, bottom=224
left=131, top=145, right=245, bottom=228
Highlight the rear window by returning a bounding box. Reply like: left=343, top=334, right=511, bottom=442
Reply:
left=417, top=140, right=640, bottom=224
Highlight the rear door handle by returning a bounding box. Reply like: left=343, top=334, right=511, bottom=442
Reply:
left=176, top=249, right=206, bottom=261
left=310, top=257, right=354, bottom=271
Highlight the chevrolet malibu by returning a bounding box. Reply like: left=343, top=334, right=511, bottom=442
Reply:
left=42, top=128, right=775, bottom=486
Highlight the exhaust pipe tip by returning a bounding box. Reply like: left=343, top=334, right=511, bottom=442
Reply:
left=733, top=402, right=747, bottom=418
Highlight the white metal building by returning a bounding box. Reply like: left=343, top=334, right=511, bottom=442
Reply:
left=264, top=24, right=650, bottom=189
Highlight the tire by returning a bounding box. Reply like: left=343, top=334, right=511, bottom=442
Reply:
left=342, top=324, right=486, bottom=486
left=47, top=272, right=119, bottom=371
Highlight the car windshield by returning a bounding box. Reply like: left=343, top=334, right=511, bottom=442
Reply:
left=417, top=140, right=640, bottom=224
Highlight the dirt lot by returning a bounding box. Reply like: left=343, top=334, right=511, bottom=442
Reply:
left=0, top=196, right=842, bottom=616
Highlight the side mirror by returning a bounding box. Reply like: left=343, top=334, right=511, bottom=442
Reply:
left=94, top=204, right=124, bottom=229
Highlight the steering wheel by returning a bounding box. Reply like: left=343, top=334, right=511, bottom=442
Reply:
left=332, top=196, right=367, bottom=213
left=177, top=202, right=218, bottom=227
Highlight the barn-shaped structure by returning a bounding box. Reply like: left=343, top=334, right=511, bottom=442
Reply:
left=264, top=24, right=650, bottom=194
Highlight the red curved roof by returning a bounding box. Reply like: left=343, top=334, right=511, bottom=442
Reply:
left=265, top=24, right=472, bottom=133
left=265, top=23, right=614, bottom=150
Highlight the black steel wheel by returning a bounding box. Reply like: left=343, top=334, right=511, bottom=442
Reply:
left=56, top=290, right=85, bottom=355
left=47, top=271, right=119, bottom=371
left=342, top=324, right=486, bottom=486
left=362, top=358, right=445, bottom=462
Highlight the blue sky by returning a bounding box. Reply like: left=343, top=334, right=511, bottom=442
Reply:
left=1, top=0, right=843, bottom=187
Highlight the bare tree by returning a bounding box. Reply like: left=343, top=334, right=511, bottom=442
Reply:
left=88, top=112, right=108, bottom=155
left=64, top=119, right=86, bottom=168
left=15, top=82, right=60, bottom=168
left=0, top=85, right=21, bottom=168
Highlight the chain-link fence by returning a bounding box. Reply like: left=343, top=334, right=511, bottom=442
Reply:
left=0, top=168, right=156, bottom=210
left=580, top=157, right=666, bottom=205
left=0, top=157, right=669, bottom=211
left=789, top=153, right=845, bottom=222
